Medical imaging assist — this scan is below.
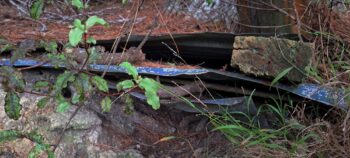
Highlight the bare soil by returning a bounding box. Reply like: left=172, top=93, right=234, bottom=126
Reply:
left=0, top=0, right=226, bottom=43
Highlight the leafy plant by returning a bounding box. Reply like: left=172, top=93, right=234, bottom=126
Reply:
left=117, top=62, right=160, bottom=110
left=68, top=16, right=107, bottom=46
left=206, top=0, right=214, bottom=5
left=270, top=67, right=293, bottom=86
left=210, top=100, right=317, bottom=152
left=0, top=130, right=54, bottom=158
left=30, top=0, right=45, bottom=20
left=0, top=0, right=161, bottom=157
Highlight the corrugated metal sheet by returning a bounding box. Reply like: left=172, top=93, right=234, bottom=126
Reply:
left=0, top=58, right=347, bottom=110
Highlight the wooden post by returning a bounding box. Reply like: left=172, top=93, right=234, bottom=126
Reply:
left=236, top=0, right=309, bottom=34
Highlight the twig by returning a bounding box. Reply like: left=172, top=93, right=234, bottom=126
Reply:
left=79, top=2, right=90, bottom=72
left=23, top=90, right=50, bottom=97
left=101, top=15, right=130, bottom=77
left=17, top=61, right=49, bottom=71
left=293, top=0, right=304, bottom=42
left=118, top=0, right=140, bottom=62
left=161, top=42, right=187, bottom=64
left=152, top=1, right=181, bottom=54
left=9, top=0, right=29, bottom=16
left=52, top=104, right=84, bottom=152
left=101, top=35, right=122, bottom=78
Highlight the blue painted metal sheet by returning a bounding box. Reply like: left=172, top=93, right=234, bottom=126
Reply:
left=291, top=83, right=347, bottom=109
left=130, top=92, right=245, bottom=106
left=0, top=59, right=209, bottom=76
left=0, top=58, right=347, bottom=110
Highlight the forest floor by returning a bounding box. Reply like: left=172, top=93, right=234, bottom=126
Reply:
left=0, top=0, right=226, bottom=43
left=0, top=0, right=350, bottom=157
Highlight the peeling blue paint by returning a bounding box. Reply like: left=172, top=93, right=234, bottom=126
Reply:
left=0, top=59, right=209, bottom=76
left=291, top=83, right=347, bottom=109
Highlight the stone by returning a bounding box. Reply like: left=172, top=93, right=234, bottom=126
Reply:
left=0, top=87, right=138, bottom=158
left=231, top=36, right=314, bottom=82
left=48, top=106, right=102, bottom=130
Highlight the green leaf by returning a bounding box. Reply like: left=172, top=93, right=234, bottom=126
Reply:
left=341, top=65, right=350, bottom=70
left=53, top=71, right=75, bottom=97
left=85, top=16, right=108, bottom=30
left=77, top=73, right=92, bottom=94
left=26, top=131, right=44, bottom=144
left=120, top=62, right=138, bottom=80
left=87, top=47, right=102, bottom=64
left=101, top=96, right=112, bottom=112
left=47, top=53, right=66, bottom=67
left=30, top=0, right=44, bottom=20
left=10, top=49, right=26, bottom=64
left=71, top=0, right=84, bottom=10
left=270, top=67, right=293, bottom=86
left=56, top=97, right=71, bottom=113
left=87, top=37, right=96, bottom=44
left=116, top=80, right=135, bottom=91
left=73, top=19, right=84, bottom=30
left=206, top=0, right=213, bottom=5
left=28, top=143, right=53, bottom=158
left=71, top=93, right=81, bottom=104
left=122, top=0, right=128, bottom=5
left=53, top=72, right=75, bottom=111
left=122, top=94, right=134, bottom=114
left=68, top=19, right=85, bottom=47
left=138, top=78, right=159, bottom=93
left=34, top=80, right=49, bottom=91
left=144, top=90, right=160, bottom=110
left=71, top=74, right=86, bottom=104
left=0, top=130, right=21, bottom=143
left=4, top=91, right=22, bottom=120
left=37, top=97, right=50, bottom=108
left=91, top=76, right=109, bottom=92
left=69, top=27, right=84, bottom=47
left=28, top=144, right=45, bottom=158
left=41, top=41, right=57, bottom=53
left=0, top=66, right=26, bottom=92
left=138, top=78, right=160, bottom=110
left=0, top=44, right=14, bottom=53
left=46, top=149, right=55, bottom=158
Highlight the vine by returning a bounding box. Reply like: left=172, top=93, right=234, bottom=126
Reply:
left=0, top=0, right=160, bottom=157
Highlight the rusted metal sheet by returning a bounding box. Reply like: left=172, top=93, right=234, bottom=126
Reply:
left=130, top=92, right=256, bottom=114
left=0, top=58, right=347, bottom=110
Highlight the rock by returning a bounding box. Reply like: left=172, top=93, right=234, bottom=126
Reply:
left=231, top=36, right=314, bottom=82
left=0, top=87, right=141, bottom=158
left=48, top=106, right=102, bottom=130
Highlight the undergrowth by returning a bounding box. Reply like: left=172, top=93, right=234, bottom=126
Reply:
left=1, top=0, right=350, bottom=158
left=0, top=0, right=160, bottom=157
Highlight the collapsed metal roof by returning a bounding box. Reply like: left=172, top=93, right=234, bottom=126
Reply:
left=0, top=58, right=347, bottom=110
left=0, top=33, right=347, bottom=111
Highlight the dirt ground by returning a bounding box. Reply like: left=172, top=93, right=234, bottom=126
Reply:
left=0, top=0, right=227, bottom=43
